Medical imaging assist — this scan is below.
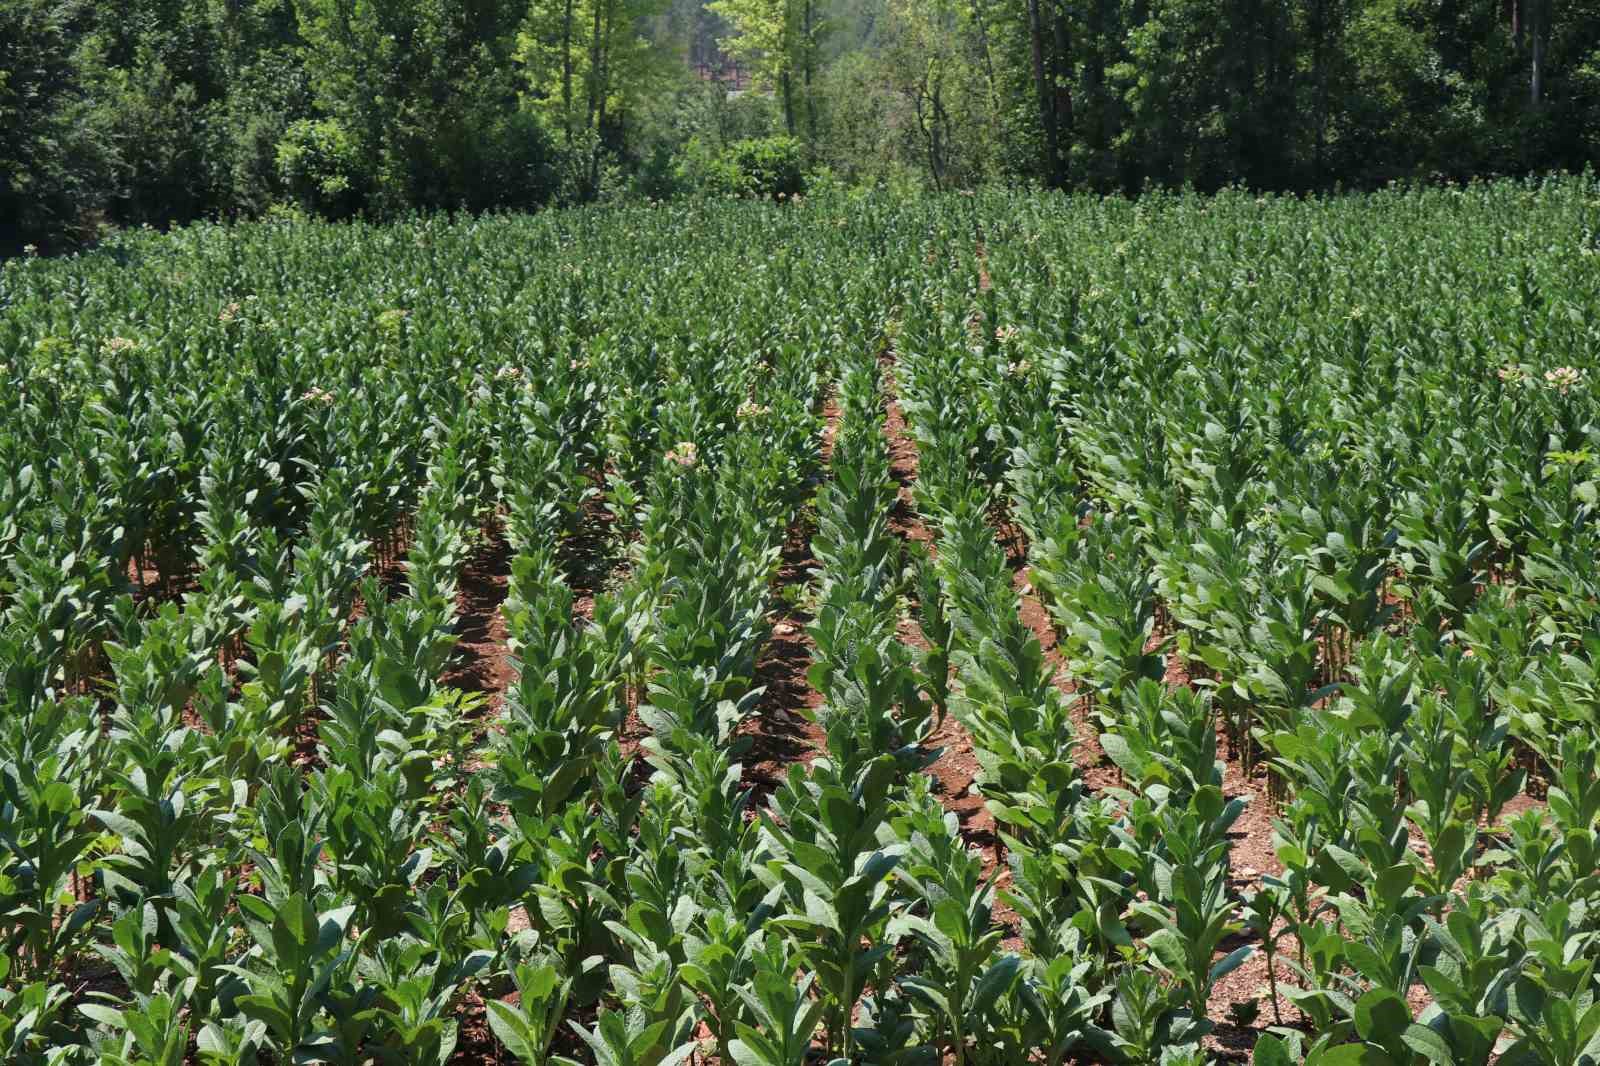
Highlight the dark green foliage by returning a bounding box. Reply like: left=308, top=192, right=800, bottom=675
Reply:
left=0, top=0, right=116, bottom=247
left=2, top=176, right=1600, bottom=1066
left=695, top=136, right=807, bottom=199
left=9, top=0, right=1600, bottom=250
left=275, top=118, right=366, bottom=218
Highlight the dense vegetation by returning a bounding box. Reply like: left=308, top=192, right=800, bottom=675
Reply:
left=1, top=177, right=1598, bottom=1063
left=4, top=0, right=1600, bottom=249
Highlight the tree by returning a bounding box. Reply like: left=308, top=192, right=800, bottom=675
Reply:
left=519, top=0, right=676, bottom=200
left=709, top=0, right=825, bottom=139
left=883, top=0, right=998, bottom=189
left=295, top=0, right=546, bottom=211
left=0, top=0, right=116, bottom=247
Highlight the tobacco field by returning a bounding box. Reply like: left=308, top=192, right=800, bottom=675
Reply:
left=1, top=178, right=1599, bottom=1065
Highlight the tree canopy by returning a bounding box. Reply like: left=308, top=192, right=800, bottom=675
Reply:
left=3, top=0, right=1597, bottom=247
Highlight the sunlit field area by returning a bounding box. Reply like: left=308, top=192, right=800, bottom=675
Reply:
left=2, top=179, right=1599, bottom=1064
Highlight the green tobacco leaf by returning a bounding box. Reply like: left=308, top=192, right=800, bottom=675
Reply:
left=1309, top=1043, right=1396, bottom=1066
left=1354, top=988, right=1410, bottom=1044
left=1253, top=1033, right=1297, bottom=1066
left=1210, top=945, right=1254, bottom=983
left=486, top=1001, right=538, bottom=1063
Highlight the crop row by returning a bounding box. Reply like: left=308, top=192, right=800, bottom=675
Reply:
left=0, top=179, right=1597, bottom=1064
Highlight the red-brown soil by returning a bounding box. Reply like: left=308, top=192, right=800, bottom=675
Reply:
left=742, top=390, right=843, bottom=794
left=442, top=522, right=515, bottom=711
left=741, top=514, right=829, bottom=796
left=879, top=355, right=1025, bottom=955
left=438, top=349, right=1548, bottom=1065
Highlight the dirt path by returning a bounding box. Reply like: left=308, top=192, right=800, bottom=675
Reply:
left=1004, top=544, right=1122, bottom=792
left=877, top=355, right=1017, bottom=915
left=738, top=390, right=842, bottom=795
left=442, top=523, right=515, bottom=712
left=741, top=507, right=830, bottom=793
left=448, top=359, right=1326, bottom=1061
left=1001, top=516, right=1297, bottom=1055
left=448, top=494, right=621, bottom=1066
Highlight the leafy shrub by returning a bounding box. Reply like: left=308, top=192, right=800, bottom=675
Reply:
left=401, top=108, right=557, bottom=214
left=681, top=135, right=805, bottom=200
left=0, top=0, right=118, bottom=249
left=274, top=117, right=364, bottom=217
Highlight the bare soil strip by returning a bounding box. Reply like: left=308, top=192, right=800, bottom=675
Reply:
left=877, top=356, right=1000, bottom=870
left=741, top=512, right=830, bottom=792
left=998, top=517, right=1302, bottom=1055
left=442, top=522, right=515, bottom=710
left=741, top=391, right=842, bottom=794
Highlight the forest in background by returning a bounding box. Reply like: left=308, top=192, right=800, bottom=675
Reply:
left=3, top=0, right=1598, bottom=248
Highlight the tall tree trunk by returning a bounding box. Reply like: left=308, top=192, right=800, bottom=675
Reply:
left=587, top=0, right=606, bottom=198
left=562, top=0, right=575, bottom=144
left=780, top=69, right=796, bottom=135
left=333, top=2, right=371, bottom=151
left=969, top=0, right=1001, bottom=118
left=1312, top=0, right=1329, bottom=184
left=1530, top=0, right=1545, bottom=108
left=914, top=68, right=944, bottom=191
left=803, top=0, right=817, bottom=142
left=586, top=0, right=602, bottom=133
left=1241, top=0, right=1259, bottom=179
left=1027, top=0, right=1057, bottom=186
left=1051, top=1, right=1072, bottom=185
left=1085, top=0, right=1106, bottom=147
